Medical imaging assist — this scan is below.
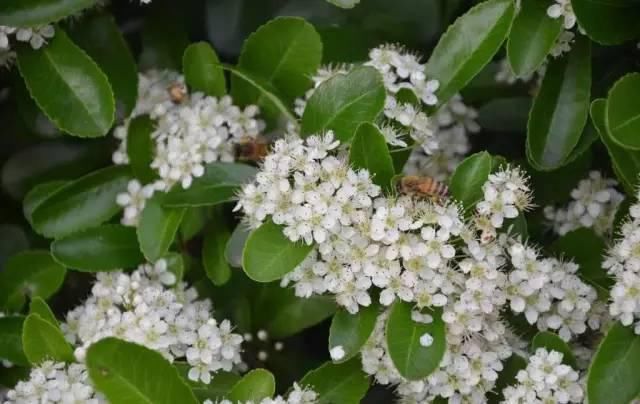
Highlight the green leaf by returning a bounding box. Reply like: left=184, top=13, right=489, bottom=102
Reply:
left=526, top=36, right=591, bottom=170
left=507, top=0, right=563, bottom=77
left=449, top=151, right=493, bottom=210
left=203, top=223, right=232, bottom=286
left=591, top=98, right=640, bottom=194
left=126, top=116, right=157, bottom=183
left=228, top=369, right=275, bottom=402
left=17, top=29, right=115, bottom=137
left=31, top=165, right=131, bottom=238
left=86, top=337, right=198, bottom=404
left=176, top=364, right=240, bottom=402
left=301, top=66, right=386, bottom=142
left=349, top=123, right=395, bottom=192
left=531, top=331, right=577, bottom=368
left=386, top=302, right=446, bottom=380
left=606, top=73, right=640, bottom=151
left=139, top=5, right=189, bottom=70
left=588, top=322, right=640, bottom=404
left=23, top=180, right=68, bottom=226
left=22, top=313, right=74, bottom=364
left=29, top=297, right=58, bottom=326
left=329, top=304, right=379, bottom=363
left=573, top=0, right=640, bottom=45
left=0, top=0, right=95, bottom=26
left=552, top=228, right=612, bottom=298
left=69, top=13, right=138, bottom=115
left=0, top=250, right=66, bottom=309
left=232, top=17, right=322, bottom=123
left=51, top=225, right=144, bottom=272
left=163, top=163, right=257, bottom=208
left=300, top=359, right=370, bottom=404
left=476, top=97, right=532, bottom=133
left=425, top=0, right=515, bottom=104
left=137, top=194, right=185, bottom=262
left=0, top=316, right=29, bottom=366
left=183, top=42, right=226, bottom=97
left=242, top=220, right=314, bottom=282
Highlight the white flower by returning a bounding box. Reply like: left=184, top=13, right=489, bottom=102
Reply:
left=550, top=30, right=575, bottom=57
left=116, top=179, right=156, bottom=226
left=330, top=345, right=346, bottom=361
left=547, top=0, right=577, bottom=30
left=419, top=333, right=434, bottom=347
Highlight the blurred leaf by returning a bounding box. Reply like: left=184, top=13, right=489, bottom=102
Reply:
left=22, top=313, right=74, bottom=364
left=126, top=115, right=157, bottom=183
left=606, top=73, right=640, bottom=150
left=349, top=123, right=395, bottom=192
left=0, top=250, right=66, bottom=309
left=0, top=0, right=95, bottom=26
left=228, top=369, right=275, bottom=402
left=137, top=194, right=185, bottom=262
left=477, top=97, right=531, bottom=133
left=242, top=220, right=314, bottom=282
left=329, top=304, right=379, bottom=363
left=17, top=29, right=115, bottom=137
left=449, top=151, right=492, bottom=210
left=0, top=224, right=29, bottom=271
left=573, top=0, right=640, bottom=45
left=587, top=322, right=640, bottom=404
left=180, top=207, right=210, bottom=241
left=203, top=222, right=232, bottom=286
left=163, top=163, right=257, bottom=207
left=51, top=224, right=144, bottom=272
left=183, top=42, right=226, bottom=97
left=226, top=224, right=250, bottom=268
left=317, top=25, right=371, bottom=63
left=425, top=0, right=515, bottom=104
left=326, top=0, right=360, bottom=8
left=300, top=359, right=370, bottom=404
left=23, top=180, right=68, bottom=225
left=232, top=17, right=322, bottom=123
left=386, top=302, right=446, bottom=380
left=139, top=5, right=189, bottom=70
left=527, top=36, right=591, bottom=170
left=31, top=165, right=131, bottom=238
left=29, top=297, right=58, bottom=326
left=528, top=150, right=591, bottom=205
left=301, top=66, right=385, bottom=142
left=69, top=13, right=138, bottom=116
left=531, top=331, right=577, bottom=368
left=0, top=316, right=29, bottom=366
left=87, top=337, right=198, bottom=404
left=507, top=0, right=562, bottom=77
left=163, top=252, right=185, bottom=282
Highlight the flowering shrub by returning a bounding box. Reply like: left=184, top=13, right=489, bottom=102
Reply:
left=1, top=0, right=640, bottom=403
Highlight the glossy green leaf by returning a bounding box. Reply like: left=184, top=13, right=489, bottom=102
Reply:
left=137, top=194, right=185, bottom=262
left=477, top=97, right=531, bottom=132
left=301, top=66, right=386, bottom=142
left=242, top=220, right=314, bottom=282
left=449, top=151, right=493, bottom=210
left=0, top=316, right=29, bottom=366
left=573, top=0, right=640, bottom=45
left=29, top=297, right=58, bottom=327
left=17, top=29, right=115, bottom=137
left=606, top=73, right=640, bottom=150
left=531, top=331, right=577, bottom=368
left=69, top=13, right=138, bottom=115
left=329, top=304, right=379, bottom=363
left=232, top=17, right=322, bottom=122
left=176, top=365, right=240, bottom=402
left=163, top=163, right=257, bottom=207
left=203, top=223, right=232, bottom=286
left=126, top=115, right=157, bottom=183
left=425, top=0, right=515, bottom=104
left=51, top=225, right=144, bottom=272
left=507, top=0, right=563, bottom=77
left=0, top=0, right=95, bottom=26
left=23, top=180, right=68, bottom=226
left=349, top=123, right=395, bottom=192
left=31, top=165, right=131, bottom=238
left=591, top=98, right=640, bottom=194
left=386, top=302, right=446, bottom=380
left=228, top=369, right=275, bottom=402
left=300, top=359, right=370, bottom=404
left=587, top=322, right=640, bottom=404
left=0, top=250, right=66, bottom=309
left=183, top=42, right=226, bottom=97
left=22, top=313, right=74, bottom=364
left=87, top=337, right=198, bottom=404
left=527, top=36, right=591, bottom=170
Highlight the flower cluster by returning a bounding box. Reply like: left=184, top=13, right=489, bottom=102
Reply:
left=0, top=25, right=55, bottom=67
left=211, top=383, right=317, bottom=404
left=295, top=44, right=439, bottom=155
left=547, top=0, right=577, bottom=30
left=3, top=362, right=105, bottom=404
left=604, top=187, right=640, bottom=333
left=544, top=171, right=623, bottom=237
left=501, top=348, right=583, bottom=403
left=62, top=259, right=243, bottom=384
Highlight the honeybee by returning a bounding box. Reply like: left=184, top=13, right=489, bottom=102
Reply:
left=235, top=136, right=270, bottom=162
left=167, top=82, right=188, bottom=104
left=398, top=176, right=449, bottom=200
